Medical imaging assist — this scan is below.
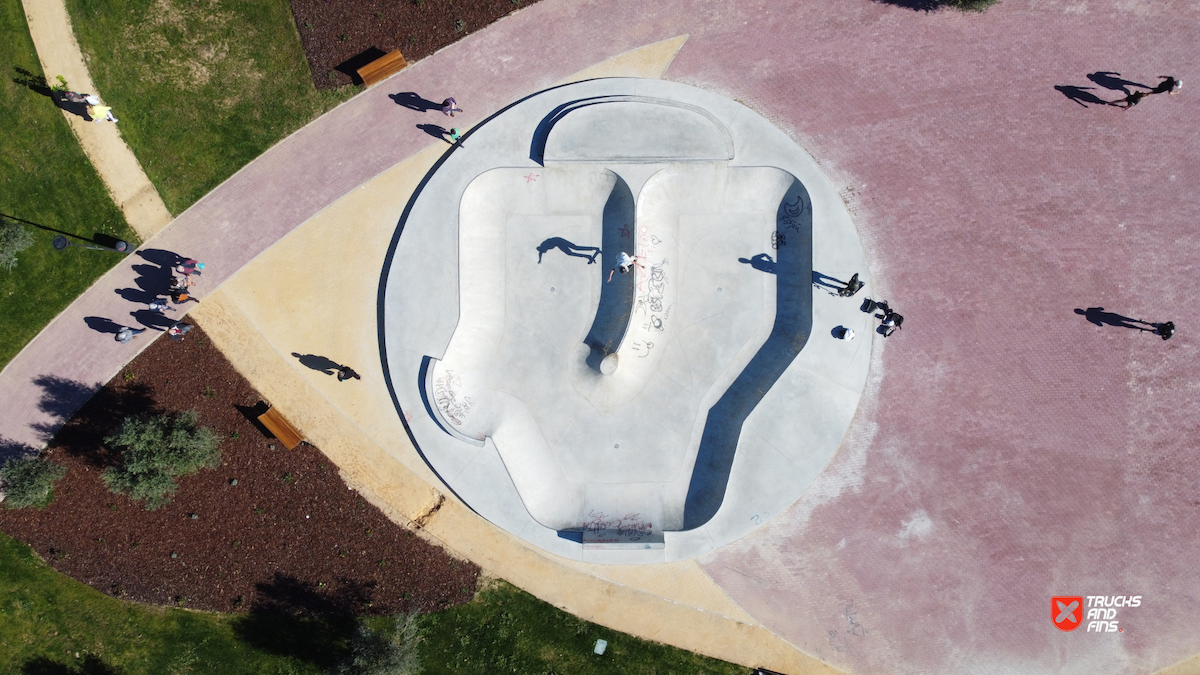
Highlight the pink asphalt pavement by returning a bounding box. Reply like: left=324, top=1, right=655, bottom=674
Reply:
left=3, top=1, right=1198, bottom=673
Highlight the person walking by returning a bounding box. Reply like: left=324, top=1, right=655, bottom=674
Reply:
left=1153, top=321, right=1175, bottom=340
left=115, top=326, right=145, bottom=343
left=85, top=96, right=118, bottom=123
left=167, top=321, right=192, bottom=341
left=1150, top=76, right=1182, bottom=95
left=337, top=366, right=361, bottom=382
left=441, top=98, right=462, bottom=117
left=176, top=259, right=205, bottom=276
left=1118, top=90, right=1149, bottom=109
left=148, top=298, right=174, bottom=314
left=607, top=251, right=645, bottom=282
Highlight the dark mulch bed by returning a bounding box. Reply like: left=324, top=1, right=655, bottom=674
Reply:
left=0, top=324, right=478, bottom=617
left=292, top=0, right=541, bottom=89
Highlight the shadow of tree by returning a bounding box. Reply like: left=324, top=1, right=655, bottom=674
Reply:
left=20, top=654, right=119, bottom=675
left=231, top=573, right=376, bottom=669
left=30, top=374, right=157, bottom=467
left=30, top=375, right=100, bottom=443
left=0, top=436, right=37, bottom=465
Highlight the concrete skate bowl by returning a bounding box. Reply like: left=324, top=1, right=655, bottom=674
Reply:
left=381, top=79, right=872, bottom=563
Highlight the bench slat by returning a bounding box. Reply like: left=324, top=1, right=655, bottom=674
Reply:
left=357, top=50, right=407, bottom=87
left=258, top=407, right=304, bottom=450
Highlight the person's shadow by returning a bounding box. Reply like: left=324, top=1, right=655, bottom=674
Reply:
left=1086, top=71, right=1148, bottom=95
left=537, top=237, right=600, bottom=264
left=738, top=253, right=777, bottom=274
left=1074, top=307, right=1152, bottom=331
left=812, top=270, right=847, bottom=289
left=116, top=248, right=185, bottom=303
left=389, top=92, right=442, bottom=112
left=416, top=123, right=458, bottom=144
left=292, top=353, right=343, bottom=375
left=1054, top=85, right=1116, bottom=108
left=12, top=67, right=94, bottom=119
left=83, top=316, right=123, bottom=334
left=130, top=309, right=177, bottom=331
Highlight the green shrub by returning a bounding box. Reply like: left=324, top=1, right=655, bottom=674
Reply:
left=0, top=218, right=35, bottom=271
left=336, top=612, right=421, bottom=675
left=102, top=410, right=220, bottom=510
left=1, top=455, right=67, bottom=509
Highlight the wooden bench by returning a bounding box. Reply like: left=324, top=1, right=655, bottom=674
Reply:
left=257, top=406, right=304, bottom=450
left=357, top=50, right=407, bottom=86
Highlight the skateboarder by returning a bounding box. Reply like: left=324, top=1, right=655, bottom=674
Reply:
left=607, top=251, right=645, bottom=282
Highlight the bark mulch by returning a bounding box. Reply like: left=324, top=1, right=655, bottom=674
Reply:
left=292, top=0, right=542, bottom=89
left=0, top=324, right=478, bottom=618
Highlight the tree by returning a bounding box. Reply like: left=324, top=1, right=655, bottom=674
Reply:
left=336, top=613, right=422, bottom=675
left=102, top=410, right=220, bottom=509
left=0, top=218, right=35, bottom=271
left=1, top=455, right=67, bottom=509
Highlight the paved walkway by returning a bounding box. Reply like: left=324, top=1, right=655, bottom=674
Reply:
left=4, top=0, right=1200, bottom=674
left=21, top=0, right=172, bottom=239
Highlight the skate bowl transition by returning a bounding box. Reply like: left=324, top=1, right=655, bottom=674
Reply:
left=381, top=79, right=873, bottom=563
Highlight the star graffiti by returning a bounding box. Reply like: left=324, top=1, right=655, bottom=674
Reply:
left=524, top=172, right=539, bottom=183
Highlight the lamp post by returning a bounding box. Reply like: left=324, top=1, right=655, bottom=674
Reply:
left=52, top=234, right=128, bottom=253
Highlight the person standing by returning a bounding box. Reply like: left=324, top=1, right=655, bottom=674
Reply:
left=1154, top=322, right=1175, bottom=340
left=441, top=98, right=462, bottom=116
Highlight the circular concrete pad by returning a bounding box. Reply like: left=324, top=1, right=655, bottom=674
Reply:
left=382, top=79, right=873, bottom=563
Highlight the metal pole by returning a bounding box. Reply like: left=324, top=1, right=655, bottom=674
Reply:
left=52, top=234, right=128, bottom=253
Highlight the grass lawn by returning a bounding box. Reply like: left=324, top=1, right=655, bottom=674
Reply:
left=0, top=531, right=325, bottom=674
left=65, top=0, right=354, bottom=215
left=0, top=0, right=140, bottom=371
left=420, top=580, right=752, bottom=675
left=1, top=529, right=752, bottom=674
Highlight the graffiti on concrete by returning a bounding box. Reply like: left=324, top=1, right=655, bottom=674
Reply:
left=433, top=370, right=473, bottom=426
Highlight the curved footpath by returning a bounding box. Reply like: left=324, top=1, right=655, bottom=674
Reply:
left=21, top=0, right=172, bottom=240
left=4, top=1, right=1200, bottom=674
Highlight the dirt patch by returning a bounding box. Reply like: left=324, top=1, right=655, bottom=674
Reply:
left=0, top=324, right=478, bottom=616
left=291, top=0, right=542, bottom=89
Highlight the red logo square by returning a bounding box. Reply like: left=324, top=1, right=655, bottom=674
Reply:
left=1053, top=596, right=1084, bottom=631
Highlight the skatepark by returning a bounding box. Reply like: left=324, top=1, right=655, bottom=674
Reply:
left=4, top=1, right=1199, bottom=673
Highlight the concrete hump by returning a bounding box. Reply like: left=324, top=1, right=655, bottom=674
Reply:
left=540, top=96, right=734, bottom=163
